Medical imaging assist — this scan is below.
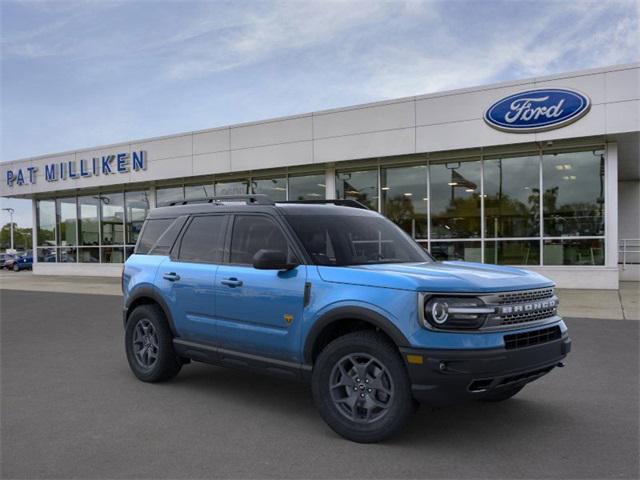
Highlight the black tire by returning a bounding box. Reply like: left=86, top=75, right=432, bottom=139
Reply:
left=479, top=385, right=524, bottom=402
left=311, top=330, right=414, bottom=443
left=125, top=304, right=182, bottom=382
left=12, top=264, right=19, bottom=272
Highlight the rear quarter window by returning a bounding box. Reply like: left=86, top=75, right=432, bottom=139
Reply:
left=135, top=217, right=186, bottom=255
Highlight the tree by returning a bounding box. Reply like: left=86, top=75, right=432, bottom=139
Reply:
left=0, top=223, right=32, bottom=251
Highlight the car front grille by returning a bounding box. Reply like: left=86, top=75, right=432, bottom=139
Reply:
left=504, top=326, right=562, bottom=350
left=497, top=288, right=555, bottom=305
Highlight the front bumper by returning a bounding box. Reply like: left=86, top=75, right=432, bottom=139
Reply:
left=400, top=333, right=571, bottom=406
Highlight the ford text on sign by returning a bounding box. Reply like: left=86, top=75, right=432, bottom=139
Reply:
left=484, top=88, right=591, bottom=133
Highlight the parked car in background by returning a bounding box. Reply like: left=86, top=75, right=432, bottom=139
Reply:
left=2, top=253, right=17, bottom=270
left=12, top=252, right=33, bottom=271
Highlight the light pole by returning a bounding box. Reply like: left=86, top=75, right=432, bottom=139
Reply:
left=2, top=207, right=15, bottom=251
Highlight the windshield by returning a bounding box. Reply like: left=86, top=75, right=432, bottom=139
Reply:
left=286, top=214, right=433, bottom=266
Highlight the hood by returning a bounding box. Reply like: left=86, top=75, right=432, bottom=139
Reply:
left=316, top=261, right=554, bottom=293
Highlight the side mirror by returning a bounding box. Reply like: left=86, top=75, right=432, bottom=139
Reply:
left=252, top=249, right=298, bottom=270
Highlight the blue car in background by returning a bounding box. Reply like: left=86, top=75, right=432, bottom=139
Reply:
left=122, top=195, right=571, bottom=443
left=12, top=252, right=33, bottom=271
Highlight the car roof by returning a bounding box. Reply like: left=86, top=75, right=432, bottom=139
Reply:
left=148, top=197, right=379, bottom=219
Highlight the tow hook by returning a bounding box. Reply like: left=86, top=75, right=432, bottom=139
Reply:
left=557, top=362, right=565, bottom=368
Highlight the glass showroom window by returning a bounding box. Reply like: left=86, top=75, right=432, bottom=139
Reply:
left=156, top=186, right=184, bottom=206
left=100, top=193, right=124, bottom=245
left=381, top=165, right=428, bottom=239
left=125, top=190, right=150, bottom=246
left=430, top=160, right=481, bottom=239
left=36, top=199, right=57, bottom=263
left=484, top=155, right=540, bottom=238
left=77, top=195, right=100, bottom=263
left=185, top=183, right=214, bottom=200
left=288, top=173, right=325, bottom=200
left=252, top=176, right=287, bottom=201
left=430, top=241, right=481, bottom=262
left=215, top=180, right=249, bottom=196
left=485, top=240, right=540, bottom=265
left=542, top=150, right=605, bottom=237
left=336, top=170, right=378, bottom=210
left=543, top=238, right=604, bottom=265
left=56, top=197, right=77, bottom=263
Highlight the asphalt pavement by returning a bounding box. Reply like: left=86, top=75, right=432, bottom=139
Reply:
left=1, top=289, right=639, bottom=479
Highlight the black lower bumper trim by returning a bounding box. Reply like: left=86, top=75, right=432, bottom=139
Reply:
left=400, top=335, right=571, bottom=406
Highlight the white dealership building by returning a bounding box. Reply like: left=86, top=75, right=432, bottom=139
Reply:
left=1, top=63, right=638, bottom=289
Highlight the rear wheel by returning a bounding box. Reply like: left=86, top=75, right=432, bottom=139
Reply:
left=12, top=263, right=19, bottom=272
left=125, top=304, right=182, bottom=382
left=311, top=331, right=414, bottom=443
left=479, top=385, right=524, bottom=402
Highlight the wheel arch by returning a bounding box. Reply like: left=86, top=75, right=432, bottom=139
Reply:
left=124, top=286, right=177, bottom=336
left=303, top=306, right=410, bottom=365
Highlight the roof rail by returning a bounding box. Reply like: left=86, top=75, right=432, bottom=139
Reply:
left=281, top=199, right=369, bottom=210
left=167, top=194, right=274, bottom=207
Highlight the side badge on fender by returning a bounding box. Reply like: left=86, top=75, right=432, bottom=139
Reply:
left=284, top=314, right=294, bottom=325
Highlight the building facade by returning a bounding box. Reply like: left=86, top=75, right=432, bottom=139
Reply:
left=2, top=63, right=639, bottom=289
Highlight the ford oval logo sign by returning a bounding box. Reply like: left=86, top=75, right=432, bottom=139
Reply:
left=484, top=88, right=591, bottom=133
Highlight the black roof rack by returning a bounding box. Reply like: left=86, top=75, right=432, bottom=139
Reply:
left=167, top=194, right=274, bottom=207
left=280, top=199, right=369, bottom=210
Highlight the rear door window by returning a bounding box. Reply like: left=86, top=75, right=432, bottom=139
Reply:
left=178, top=215, right=227, bottom=263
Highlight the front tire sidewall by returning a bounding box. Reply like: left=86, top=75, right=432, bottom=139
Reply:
left=125, top=304, right=181, bottom=383
left=312, top=332, right=413, bottom=443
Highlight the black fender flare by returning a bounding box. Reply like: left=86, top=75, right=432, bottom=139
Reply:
left=303, top=306, right=410, bottom=364
left=124, top=286, right=178, bottom=336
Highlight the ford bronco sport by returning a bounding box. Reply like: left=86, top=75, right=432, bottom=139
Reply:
left=122, top=194, right=571, bottom=443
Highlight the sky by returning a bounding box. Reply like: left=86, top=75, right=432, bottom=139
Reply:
left=1, top=0, right=639, bottom=228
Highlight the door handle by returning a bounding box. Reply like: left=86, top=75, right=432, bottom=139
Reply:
left=163, top=272, right=181, bottom=282
left=221, top=277, right=243, bottom=288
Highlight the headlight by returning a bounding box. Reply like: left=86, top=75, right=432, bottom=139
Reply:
left=422, top=296, right=495, bottom=330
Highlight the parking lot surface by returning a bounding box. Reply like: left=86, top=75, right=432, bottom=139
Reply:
left=1, top=289, right=639, bottom=479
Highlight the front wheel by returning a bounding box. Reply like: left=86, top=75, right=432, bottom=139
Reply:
left=12, top=264, right=19, bottom=272
left=311, top=331, right=414, bottom=443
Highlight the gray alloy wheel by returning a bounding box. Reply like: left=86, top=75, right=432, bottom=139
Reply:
left=329, top=353, right=395, bottom=424
left=132, top=318, right=160, bottom=369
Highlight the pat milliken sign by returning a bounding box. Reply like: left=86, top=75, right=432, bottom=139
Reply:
left=484, top=88, right=591, bottom=133
left=5, top=151, right=147, bottom=187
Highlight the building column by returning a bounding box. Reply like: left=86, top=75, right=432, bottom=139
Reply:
left=605, top=142, right=619, bottom=272
left=31, top=198, right=37, bottom=267
left=325, top=164, right=336, bottom=200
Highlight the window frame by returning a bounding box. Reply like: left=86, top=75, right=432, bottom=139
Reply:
left=171, top=214, right=229, bottom=265
left=224, top=213, right=306, bottom=267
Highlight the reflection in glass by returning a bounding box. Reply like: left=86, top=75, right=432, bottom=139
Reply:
left=101, top=247, right=124, bottom=263
left=336, top=170, right=378, bottom=210
left=78, top=247, right=100, bottom=263
left=101, top=193, right=124, bottom=245
left=382, top=165, right=428, bottom=239
left=485, top=240, right=540, bottom=265
left=252, top=177, right=287, bottom=201
left=37, top=200, right=56, bottom=246
left=37, top=246, right=57, bottom=262
left=125, top=191, right=150, bottom=245
left=59, top=247, right=77, bottom=263
left=56, top=198, right=77, bottom=246
left=288, top=173, right=325, bottom=200
left=78, top=196, right=100, bottom=246
left=185, top=184, right=214, bottom=200
left=543, top=239, right=604, bottom=265
left=484, top=156, right=540, bottom=238
left=215, top=180, right=249, bottom=196
left=156, top=186, right=184, bottom=206
left=543, top=150, right=605, bottom=237
left=430, top=161, right=481, bottom=238
left=430, top=241, right=481, bottom=262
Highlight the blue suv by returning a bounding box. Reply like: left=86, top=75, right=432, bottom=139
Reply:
left=123, top=195, right=570, bottom=443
